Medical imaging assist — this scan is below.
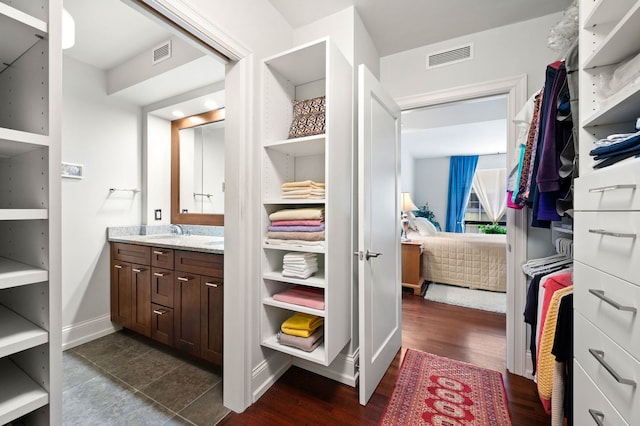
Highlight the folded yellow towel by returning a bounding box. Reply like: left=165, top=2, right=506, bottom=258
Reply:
left=281, top=180, right=325, bottom=188
left=281, top=313, right=324, bottom=338
left=269, top=207, right=325, bottom=221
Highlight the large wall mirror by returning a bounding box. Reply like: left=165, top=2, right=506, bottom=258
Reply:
left=171, top=108, right=225, bottom=225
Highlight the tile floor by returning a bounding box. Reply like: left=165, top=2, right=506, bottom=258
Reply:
left=63, top=330, right=229, bottom=425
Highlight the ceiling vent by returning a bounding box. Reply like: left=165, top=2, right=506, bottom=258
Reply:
left=426, top=43, right=473, bottom=69
left=152, top=40, right=172, bottom=65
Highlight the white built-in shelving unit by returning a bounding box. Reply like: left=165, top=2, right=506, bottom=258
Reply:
left=260, top=38, right=353, bottom=366
left=0, top=0, right=61, bottom=424
left=573, top=1, right=640, bottom=424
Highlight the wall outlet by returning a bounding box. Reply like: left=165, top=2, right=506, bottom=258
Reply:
left=154, top=209, right=162, bottom=220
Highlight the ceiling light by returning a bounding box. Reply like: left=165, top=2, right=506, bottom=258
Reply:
left=204, top=100, right=219, bottom=109
left=172, top=110, right=185, bottom=118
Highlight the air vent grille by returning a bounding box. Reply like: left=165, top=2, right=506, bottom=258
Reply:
left=427, top=44, right=473, bottom=69
left=152, top=40, right=172, bottom=65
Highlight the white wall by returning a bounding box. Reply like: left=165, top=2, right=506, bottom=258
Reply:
left=145, top=115, right=171, bottom=224
left=61, top=56, right=142, bottom=346
left=381, top=12, right=564, bottom=99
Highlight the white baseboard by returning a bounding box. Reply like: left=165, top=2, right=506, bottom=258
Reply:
left=252, top=352, right=292, bottom=403
left=293, top=349, right=359, bottom=387
left=62, top=314, right=120, bottom=350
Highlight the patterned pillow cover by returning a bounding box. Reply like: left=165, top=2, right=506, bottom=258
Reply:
left=288, top=96, right=326, bottom=139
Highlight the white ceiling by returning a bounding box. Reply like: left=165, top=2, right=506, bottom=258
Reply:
left=402, top=96, right=507, bottom=159
left=267, top=0, right=573, bottom=56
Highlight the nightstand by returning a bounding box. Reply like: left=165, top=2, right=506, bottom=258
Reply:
left=401, top=241, right=425, bottom=295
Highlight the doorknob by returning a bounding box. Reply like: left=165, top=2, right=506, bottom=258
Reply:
left=365, top=250, right=382, bottom=260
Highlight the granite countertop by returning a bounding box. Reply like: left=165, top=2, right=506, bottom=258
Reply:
left=107, top=226, right=224, bottom=254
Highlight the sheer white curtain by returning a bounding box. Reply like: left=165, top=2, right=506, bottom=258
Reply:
left=472, top=168, right=507, bottom=223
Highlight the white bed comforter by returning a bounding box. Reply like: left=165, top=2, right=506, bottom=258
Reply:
left=407, top=230, right=507, bottom=292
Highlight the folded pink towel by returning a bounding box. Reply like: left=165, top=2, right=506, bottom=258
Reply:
left=273, top=286, right=325, bottom=310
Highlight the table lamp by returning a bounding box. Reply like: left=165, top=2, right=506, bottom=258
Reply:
left=401, top=192, right=417, bottom=241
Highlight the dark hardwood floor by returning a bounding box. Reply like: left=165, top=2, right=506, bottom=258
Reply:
left=219, top=291, right=550, bottom=425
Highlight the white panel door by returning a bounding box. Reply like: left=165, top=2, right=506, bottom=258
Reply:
left=357, top=64, right=402, bottom=405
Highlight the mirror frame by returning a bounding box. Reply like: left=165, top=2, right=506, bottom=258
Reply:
left=171, top=108, right=225, bottom=226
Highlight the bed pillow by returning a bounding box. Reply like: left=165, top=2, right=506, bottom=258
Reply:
left=414, top=217, right=438, bottom=236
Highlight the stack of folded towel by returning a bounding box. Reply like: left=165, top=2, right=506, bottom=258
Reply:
left=282, top=252, right=318, bottom=279
left=277, top=312, right=324, bottom=352
left=265, top=207, right=325, bottom=247
left=281, top=180, right=325, bottom=199
left=273, top=285, right=324, bottom=310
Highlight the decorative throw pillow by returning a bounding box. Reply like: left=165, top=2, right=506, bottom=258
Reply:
left=414, top=217, right=438, bottom=236
left=288, top=96, right=326, bottom=139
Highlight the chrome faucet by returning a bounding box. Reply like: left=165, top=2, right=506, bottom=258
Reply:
left=170, top=224, right=184, bottom=235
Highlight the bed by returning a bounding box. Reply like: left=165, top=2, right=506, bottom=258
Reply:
left=406, top=227, right=507, bottom=293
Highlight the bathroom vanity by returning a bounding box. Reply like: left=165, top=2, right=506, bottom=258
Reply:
left=108, top=231, right=224, bottom=366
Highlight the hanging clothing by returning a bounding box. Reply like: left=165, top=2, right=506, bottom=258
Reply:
left=551, top=293, right=573, bottom=426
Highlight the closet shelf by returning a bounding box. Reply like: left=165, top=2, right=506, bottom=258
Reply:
left=262, top=270, right=325, bottom=288
left=262, top=297, right=326, bottom=317
left=0, top=128, right=49, bottom=157
left=264, top=39, right=326, bottom=85
left=0, top=3, right=47, bottom=33
left=262, top=334, right=326, bottom=364
left=0, top=257, right=48, bottom=290
left=262, top=243, right=325, bottom=254
left=0, top=358, right=48, bottom=426
left=584, top=0, right=636, bottom=28
left=263, top=199, right=326, bottom=205
left=0, top=209, right=48, bottom=221
left=0, top=305, right=48, bottom=358
left=264, top=135, right=326, bottom=156
left=582, top=78, right=640, bottom=127
left=583, top=1, right=640, bottom=69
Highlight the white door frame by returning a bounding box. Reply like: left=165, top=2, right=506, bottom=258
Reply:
left=131, top=0, right=255, bottom=412
left=394, top=74, right=529, bottom=377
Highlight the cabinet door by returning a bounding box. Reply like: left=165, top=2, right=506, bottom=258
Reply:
left=201, top=276, right=223, bottom=365
left=131, top=264, right=151, bottom=337
left=111, top=260, right=132, bottom=328
left=174, top=273, right=201, bottom=356
left=151, top=303, right=174, bottom=346
left=152, top=267, right=174, bottom=307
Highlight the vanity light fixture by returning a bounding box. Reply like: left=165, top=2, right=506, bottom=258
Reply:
left=62, top=8, right=75, bottom=49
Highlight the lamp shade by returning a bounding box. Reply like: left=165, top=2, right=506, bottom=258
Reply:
left=401, top=192, right=417, bottom=212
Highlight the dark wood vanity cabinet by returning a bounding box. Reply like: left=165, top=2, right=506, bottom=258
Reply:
left=111, top=242, right=223, bottom=366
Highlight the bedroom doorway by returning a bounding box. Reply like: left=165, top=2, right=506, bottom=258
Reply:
left=396, top=75, right=529, bottom=377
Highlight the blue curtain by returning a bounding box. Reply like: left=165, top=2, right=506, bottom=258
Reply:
left=445, top=155, right=479, bottom=233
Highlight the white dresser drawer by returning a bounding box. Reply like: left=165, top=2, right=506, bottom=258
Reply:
left=575, top=262, right=640, bottom=359
left=575, top=161, right=640, bottom=211
left=574, top=361, right=629, bottom=426
left=575, top=313, right=640, bottom=425
left=574, top=211, right=640, bottom=283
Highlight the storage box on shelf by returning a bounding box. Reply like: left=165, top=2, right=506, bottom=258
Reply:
left=0, top=1, right=60, bottom=424
left=260, top=38, right=352, bottom=366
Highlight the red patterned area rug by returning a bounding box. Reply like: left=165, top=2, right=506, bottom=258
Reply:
left=379, top=349, right=512, bottom=425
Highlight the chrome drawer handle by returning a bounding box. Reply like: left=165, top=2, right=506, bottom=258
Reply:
left=114, top=264, right=124, bottom=269
left=205, top=282, right=220, bottom=288
left=153, top=250, right=165, bottom=255
left=177, top=276, right=193, bottom=282
left=589, top=348, right=636, bottom=387
left=588, top=289, right=637, bottom=313
left=588, top=409, right=604, bottom=426
left=588, top=229, right=636, bottom=239
left=132, top=268, right=145, bottom=273
left=153, top=272, right=167, bottom=277
left=153, top=309, right=167, bottom=315
left=589, top=184, right=636, bottom=193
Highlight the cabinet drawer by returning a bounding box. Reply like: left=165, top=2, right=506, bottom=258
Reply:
left=175, top=250, right=223, bottom=278
left=575, top=262, right=640, bottom=359
left=151, top=268, right=174, bottom=308
left=575, top=313, right=640, bottom=424
left=575, top=162, right=640, bottom=211
left=574, top=211, right=640, bottom=283
left=152, top=247, right=174, bottom=269
left=574, top=361, right=629, bottom=426
left=151, top=303, right=174, bottom=346
left=112, top=243, right=151, bottom=265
